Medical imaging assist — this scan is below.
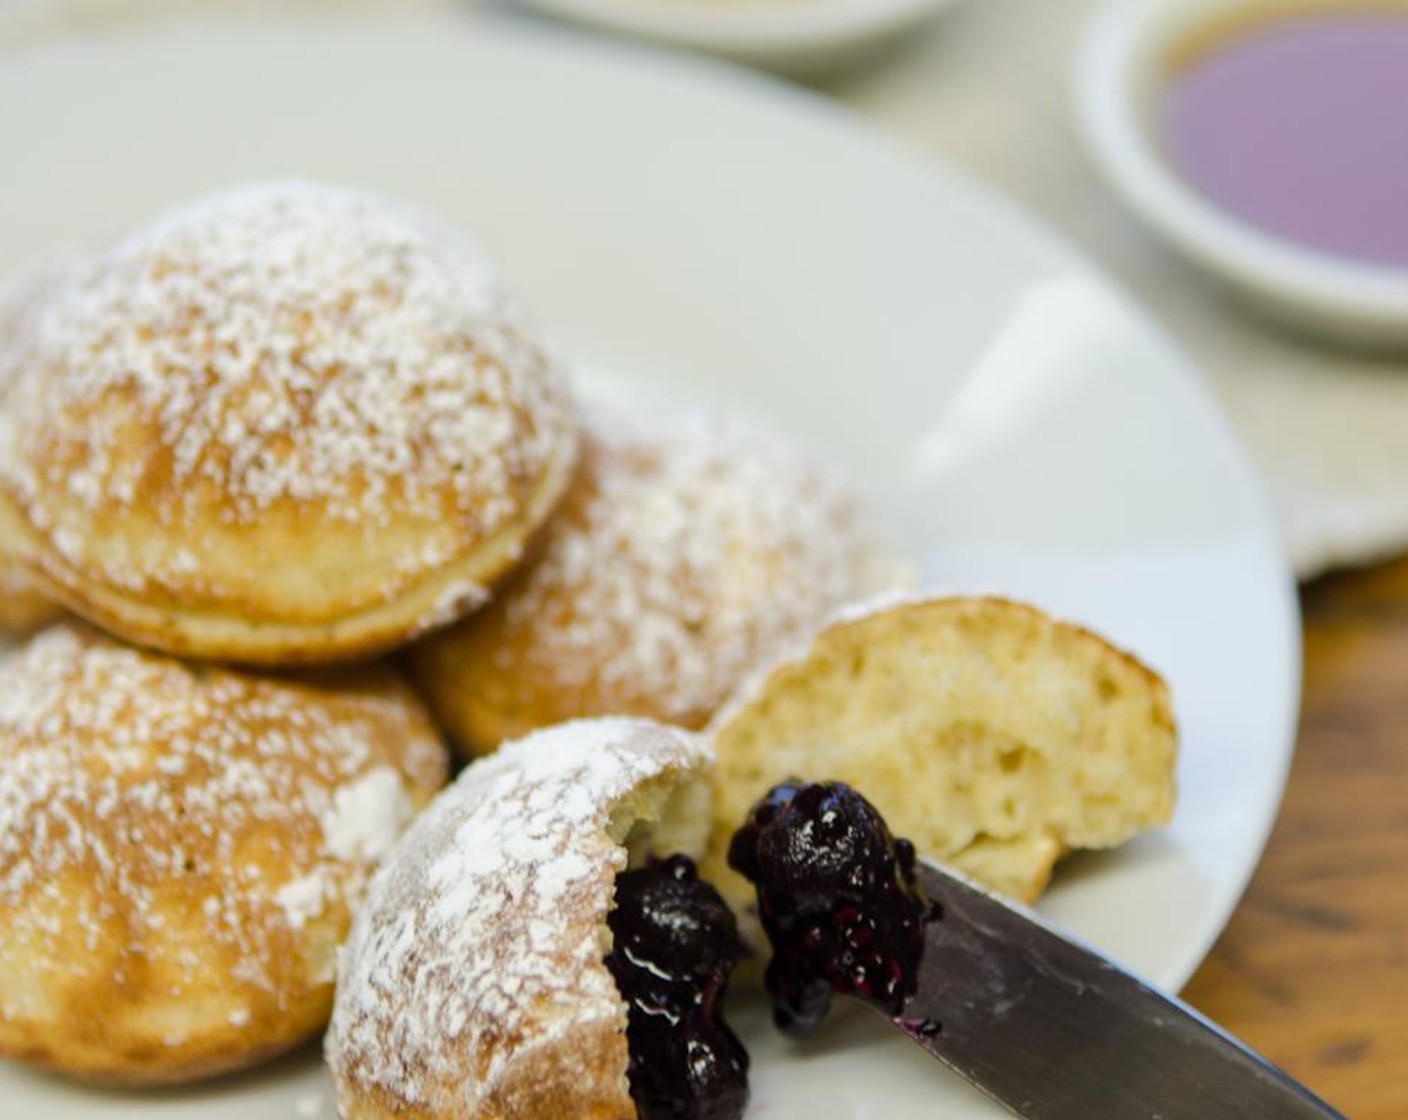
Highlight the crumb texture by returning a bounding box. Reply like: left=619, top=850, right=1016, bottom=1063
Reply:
left=705, top=596, right=1178, bottom=914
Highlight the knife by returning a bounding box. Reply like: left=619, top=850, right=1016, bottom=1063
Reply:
left=889, top=860, right=1347, bottom=1120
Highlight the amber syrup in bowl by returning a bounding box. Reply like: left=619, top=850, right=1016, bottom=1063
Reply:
left=1079, top=0, right=1408, bottom=346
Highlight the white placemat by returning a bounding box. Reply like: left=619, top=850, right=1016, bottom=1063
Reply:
left=3, top=0, right=1405, bottom=580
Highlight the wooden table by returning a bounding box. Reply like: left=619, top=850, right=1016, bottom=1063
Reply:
left=1182, top=558, right=1408, bottom=1118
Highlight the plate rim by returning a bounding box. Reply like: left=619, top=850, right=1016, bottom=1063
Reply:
left=516, top=0, right=959, bottom=56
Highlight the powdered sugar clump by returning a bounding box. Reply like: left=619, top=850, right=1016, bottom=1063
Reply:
left=272, top=763, right=417, bottom=941
left=327, top=718, right=708, bottom=1116
left=323, top=766, right=415, bottom=864
left=275, top=874, right=329, bottom=933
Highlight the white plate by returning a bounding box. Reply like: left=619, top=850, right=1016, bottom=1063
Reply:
left=0, top=15, right=1299, bottom=1119
left=516, top=0, right=960, bottom=76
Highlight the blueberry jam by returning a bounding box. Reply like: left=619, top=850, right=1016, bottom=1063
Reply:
left=606, top=855, right=749, bottom=1120
left=728, top=781, right=934, bottom=1037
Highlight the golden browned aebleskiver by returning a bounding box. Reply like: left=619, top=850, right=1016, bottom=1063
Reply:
left=703, top=595, right=1178, bottom=915
left=327, top=718, right=712, bottom=1120
left=0, top=182, right=577, bottom=665
left=411, top=396, right=910, bottom=757
left=0, top=623, right=449, bottom=1085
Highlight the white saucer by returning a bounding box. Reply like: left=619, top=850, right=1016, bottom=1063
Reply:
left=1077, top=0, right=1408, bottom=347
left=517, top=0, right=961, bottom=75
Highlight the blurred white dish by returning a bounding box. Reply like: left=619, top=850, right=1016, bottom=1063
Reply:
left=518, top=0, right=961, bottom=74
left=1077, top=0, right=1408, bottom=347
left=0, top=14, right=1297, bottom=1118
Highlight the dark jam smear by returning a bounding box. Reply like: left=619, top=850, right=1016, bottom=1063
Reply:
left=728, top=781, right=934, bottom=1038
left=606, top=855, right=749, bottom=1120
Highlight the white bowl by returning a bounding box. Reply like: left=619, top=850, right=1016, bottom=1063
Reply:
left=518, top=0, right=960, bottom=75
left=1076, top=0, right=1408, bottom=347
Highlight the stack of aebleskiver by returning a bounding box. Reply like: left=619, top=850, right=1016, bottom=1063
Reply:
left=0, top=182, right=1178, bottom=1120
left=0, top=181, right=910, bottom=1087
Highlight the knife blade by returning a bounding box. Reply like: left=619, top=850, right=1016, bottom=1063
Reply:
left=890, top=860, right=1346, bottom=1120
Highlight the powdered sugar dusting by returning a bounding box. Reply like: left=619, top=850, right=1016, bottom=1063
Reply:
left=323, top=767, right=415, bottom=864
left=0, top=624, right=447, bottom=1005
left=449, top=394, right=913, bottom=728
left=327, top=718, right=708, bottom=1115
left=275, top=873, right=329, bottom=933
left=0, top=181, right=576, bottom=596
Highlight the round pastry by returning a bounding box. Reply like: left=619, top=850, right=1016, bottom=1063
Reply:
left=703, top=595, right=1178, bottom=915
left=328, top=717, right=750, bottom=1120
left=410, top=397, right=911, bottom=756
left=0, top=260, right=67, bottom=637
left=0, top=622, right=449, bottom=1084
left=0, top=182, right=578, bottom=665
